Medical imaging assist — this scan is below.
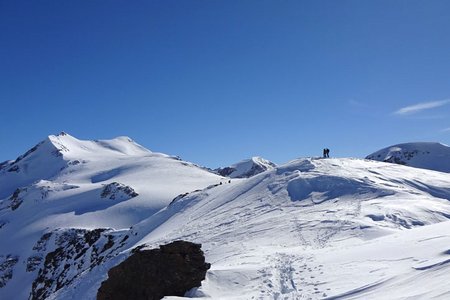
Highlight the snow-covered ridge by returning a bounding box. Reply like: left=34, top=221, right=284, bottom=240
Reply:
left=0, top=132, right=157, bottom=173
left=215, top=156, right=276, bottom=178
left=47, top=132, right=155, bottom=157
left=0, top=132, right=164, bottom=199
left=366, top=142, right=450, bottom=173
left=1, top=134, right=450, bottom=299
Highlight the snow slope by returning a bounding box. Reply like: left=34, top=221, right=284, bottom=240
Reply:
left=2, top=135, right=450, bottom=299
left=366, top=142, right=450, bottom=173
left=0, top=133, right=224, bottom=299
left=37, top=157, right=450, bottom=300
left=215, top=156, right=276, bottom=178
left=130, top=158, right=450, bottom=299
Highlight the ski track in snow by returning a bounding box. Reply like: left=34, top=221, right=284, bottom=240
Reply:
left=156, top=158, right=450, bottom=299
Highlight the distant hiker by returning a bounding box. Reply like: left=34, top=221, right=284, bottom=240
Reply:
left=326, top=148, right=330, bottom=158
left=323, top=148, right=327, bottom=158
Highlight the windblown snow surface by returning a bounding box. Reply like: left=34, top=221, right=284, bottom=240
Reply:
left=366, top=142, right=450, bottom=173
left=1, top=135, right=450, bottom=299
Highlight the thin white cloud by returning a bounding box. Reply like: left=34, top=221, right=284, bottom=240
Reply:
left=395, top=99, right=450, bottom=115
left=441, top=127, right=450, bottom=132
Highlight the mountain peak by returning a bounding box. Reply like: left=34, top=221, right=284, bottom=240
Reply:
left=0, top=133, right=154, bottom=199
left=215, top=156, right=276, bottom=178
left=46, top=132, right=78, bottom=154
left=44, top=133, right=153, bottom=157
left=250, top=156, right=274, bottom=165
left=366, top=142, right=450, bottom=173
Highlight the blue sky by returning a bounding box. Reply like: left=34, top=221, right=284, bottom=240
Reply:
left=1, top=1, right=450, bottom=168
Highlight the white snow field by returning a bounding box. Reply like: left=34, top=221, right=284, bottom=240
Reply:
left=366, top=142, right=450, bottom=173
left=1, top=135, right=450, bottom=299
left=131, top=158, right=450, bottom=300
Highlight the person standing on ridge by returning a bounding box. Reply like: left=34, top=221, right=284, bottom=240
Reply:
left=326, top=148, right=330, bottom=158
left=323, top=148, right=327, bottom=158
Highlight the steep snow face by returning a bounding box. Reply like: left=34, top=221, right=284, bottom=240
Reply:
left=366, top=142, right=450, bottom=173
left=46, top=157, right=450, bottom=300
left=0, top=136, right=66, bottom=199
left=215, top=156, right=276, bottom=178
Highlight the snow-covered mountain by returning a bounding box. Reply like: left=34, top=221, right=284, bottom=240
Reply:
left=1, top=135, right=450, bottom=299
left=215, top=156, right=276, bottom=178
left=366, top=142, right=450, bottom=173
left=0, top=132, right=225, bottom=299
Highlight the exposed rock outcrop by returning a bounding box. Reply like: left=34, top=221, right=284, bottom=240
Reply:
left=100, top=182, right=138, bottom=200
left=9, top=188, right=25, bottom=210
left=0, top=255, right=19, bottom=288
left=30, top=228, right=122, bottom=300
left=97, top=241, right=210, bottom=300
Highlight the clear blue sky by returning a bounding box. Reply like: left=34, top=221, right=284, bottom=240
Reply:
left=1, top=1, right=450, bottom=168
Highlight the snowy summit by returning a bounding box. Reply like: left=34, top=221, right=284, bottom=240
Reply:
left=215, top=156, right=276, bottom=178
left=366, top=142, right=450, bottom=173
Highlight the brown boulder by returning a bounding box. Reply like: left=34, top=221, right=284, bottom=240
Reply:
left=97, top=241, right=210, bottom=300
